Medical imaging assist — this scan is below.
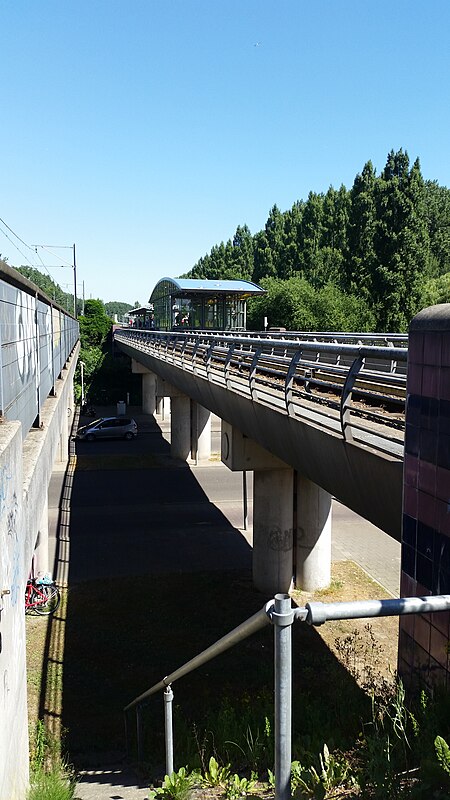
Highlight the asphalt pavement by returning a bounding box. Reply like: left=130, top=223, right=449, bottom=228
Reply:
left=47, top=405, right=400, bottom=799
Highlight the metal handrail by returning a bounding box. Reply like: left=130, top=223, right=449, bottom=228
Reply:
left=124, top=592, right=450, bottom=800
left=123, top=600, right=274, bottom=712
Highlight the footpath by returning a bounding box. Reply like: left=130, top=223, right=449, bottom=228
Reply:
left=46, top=407, right=400, bottom=800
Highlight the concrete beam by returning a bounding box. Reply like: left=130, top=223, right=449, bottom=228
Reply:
left=221, top=420, right=291, bottom=472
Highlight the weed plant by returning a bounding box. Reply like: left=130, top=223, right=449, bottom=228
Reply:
left=28, top=721, right=75, bottom=800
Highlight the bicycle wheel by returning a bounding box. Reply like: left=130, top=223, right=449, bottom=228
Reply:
left=34, top=584, right=61, bottom=615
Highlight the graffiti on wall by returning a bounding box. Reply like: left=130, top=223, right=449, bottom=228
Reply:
left=15, top=289, right=36, bottom=387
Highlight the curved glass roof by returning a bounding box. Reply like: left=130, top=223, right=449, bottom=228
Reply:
left=150, top=277, right=265, bottom=299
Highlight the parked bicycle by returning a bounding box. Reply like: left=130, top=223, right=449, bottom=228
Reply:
left=25, top=575, right=60, bottom=615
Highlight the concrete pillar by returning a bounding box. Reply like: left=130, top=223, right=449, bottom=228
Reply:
left=142, top=372, right=157, bottom=415
left=156, top=396, right=164, bottom=416
left=191, top=402, right=211, bottom=462
left=221, top=420, right=294, bottom=594
left=399, top=304, right=450, bottom=689
left=295, top=473, right=331, bottom=591
left=171, top=395, right=191, bottom=460
left=131, top=359, right=157, bottom=415
left=34, top=495, right=49, bottom=578
left=253, top=467, right=294, bottom=595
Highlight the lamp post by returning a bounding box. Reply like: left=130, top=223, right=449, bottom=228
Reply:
left=80, top=360, right=85, bottom=406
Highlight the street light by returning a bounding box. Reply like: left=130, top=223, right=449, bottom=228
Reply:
left=80, top=360, right=86, bottom=406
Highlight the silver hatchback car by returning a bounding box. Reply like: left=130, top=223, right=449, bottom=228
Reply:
left=76, top=417, right=138, bottom=441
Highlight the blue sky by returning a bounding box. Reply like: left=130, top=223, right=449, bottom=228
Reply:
left=1, top=0, right=449, bottom=306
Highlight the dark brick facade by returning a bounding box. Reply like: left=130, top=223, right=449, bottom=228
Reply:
left=399, top=306, right=450, bottom=688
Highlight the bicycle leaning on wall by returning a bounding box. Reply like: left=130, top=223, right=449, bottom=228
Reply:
left=25, top=574, right=60, bottom=615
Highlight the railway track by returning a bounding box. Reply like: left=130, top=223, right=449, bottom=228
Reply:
left=115, top=329, right=408, bottom=458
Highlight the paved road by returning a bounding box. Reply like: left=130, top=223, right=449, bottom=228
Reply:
left=48, top=406, right=400, bottom=799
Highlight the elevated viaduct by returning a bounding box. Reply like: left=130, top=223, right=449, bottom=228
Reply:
left=115, top=314, right=450, bottom=693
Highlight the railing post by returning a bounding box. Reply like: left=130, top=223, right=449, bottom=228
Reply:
left=164, top=685, right=174, bottom=776
left=273, top=593, right=294, bottom=800
left=136, top=707, right=143, bottom=764
left=124, top=712, right=130, bottom=759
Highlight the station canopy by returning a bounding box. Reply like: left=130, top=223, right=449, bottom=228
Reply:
left=148, top=277, right=265, bottom=331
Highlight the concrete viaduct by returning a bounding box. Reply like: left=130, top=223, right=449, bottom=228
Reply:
left=115, top=329, right=406, bottom=597
left=115, top=315, right=450, bottom=696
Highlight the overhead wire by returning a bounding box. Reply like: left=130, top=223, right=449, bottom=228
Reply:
left=0, top=216, right=61, bottom=281
left=0, top=220, right=38, bottom=269
left=34, top=244, right=74, bottom=268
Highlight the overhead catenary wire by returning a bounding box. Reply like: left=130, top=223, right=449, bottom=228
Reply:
left=0, top=215, right=55, bottom=280
left=0, top=217, right=39, bottom=269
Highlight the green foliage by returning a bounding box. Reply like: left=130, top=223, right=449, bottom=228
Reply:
left=357, top=679, right=414, bottom=799
left=201, top=756, right=232, bottom=787
left=78, top=299, right=111, bottom=346
left=27, top=771, right=75, bottom=800
left=28, top=721, right=75, bottom=800
left=226, top=718, right=272, bottom=774
left=247, top=276, right=375, bottom=332
left=291, top=745, right=355, bottom=799
left=15, top=265, right=76, bottom=312
left=148, top=767, right=198, bottom=800
left=435, top=736, right=450, bottom=777
left=224, top=772, right=258, bottom=799
left=185, top=147, right=450, bottom=332
left=104, top=300, right=133, bottom=319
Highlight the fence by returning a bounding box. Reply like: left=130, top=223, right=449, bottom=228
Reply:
left=124, top=591, right=450, bottom=800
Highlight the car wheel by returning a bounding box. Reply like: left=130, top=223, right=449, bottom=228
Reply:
left=124, top=432, right=133, bottom=440
left=85, top=433, right=95, bottom=442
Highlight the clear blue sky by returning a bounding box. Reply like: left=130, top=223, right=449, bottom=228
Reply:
left=1, top=0, right=449, bottom=306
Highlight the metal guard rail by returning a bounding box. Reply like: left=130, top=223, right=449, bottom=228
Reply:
left=115, top=329, right=408, bottom=458
left=124, top=592, right=450, bottom=800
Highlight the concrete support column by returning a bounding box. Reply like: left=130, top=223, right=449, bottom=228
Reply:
left=221, top=420, right=294, bottom=595
left=142, top=372, right=157, bottom=415
left=34, top=495, right=49, bottom=578
left=156, top=396, right=164, bottom=416
left=191, top=402, right=211, bottom=462
left=295, top=473, right=331, bottom=591
left=171, top=395, right=191, bottom=460
left=253, top=467, right=294, bottom=595
left=132, top=359, right=157, bottom=415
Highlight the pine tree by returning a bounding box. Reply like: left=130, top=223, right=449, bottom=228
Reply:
left=346, top=160, right=378, bottom=301
left=373, top=149, right=430, bottom=331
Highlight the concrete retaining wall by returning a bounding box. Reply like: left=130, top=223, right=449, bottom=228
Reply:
left=0, top=342, right=79, bottom=800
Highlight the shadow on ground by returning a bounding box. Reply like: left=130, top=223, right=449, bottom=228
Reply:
left=38, top=408, right=370, bottom=776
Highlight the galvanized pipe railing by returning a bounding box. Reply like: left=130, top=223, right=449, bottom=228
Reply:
left=124, top=592, right=450, bottom=800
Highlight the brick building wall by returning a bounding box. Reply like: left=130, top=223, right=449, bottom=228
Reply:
left=399, top=305, right=450, bottom=688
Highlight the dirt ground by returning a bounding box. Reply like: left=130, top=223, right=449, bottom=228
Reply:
left=292, top=561, right=399, bottom=688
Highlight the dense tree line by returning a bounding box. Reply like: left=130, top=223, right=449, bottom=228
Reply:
left=184, top=149, right=450, bottom=332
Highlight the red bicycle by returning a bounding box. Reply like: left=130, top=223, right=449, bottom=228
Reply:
left=25, top=577, right=60, bottom=616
